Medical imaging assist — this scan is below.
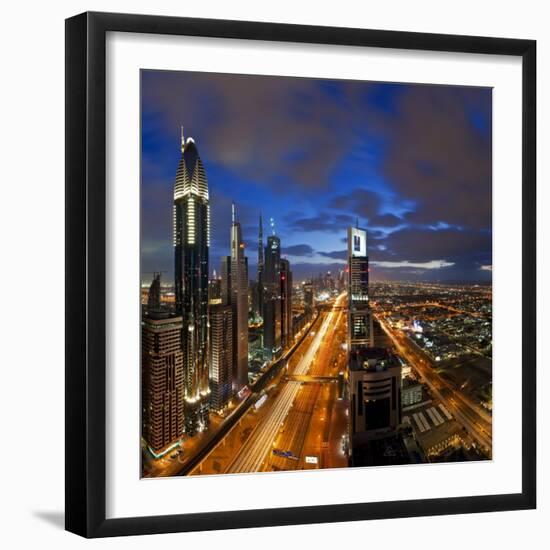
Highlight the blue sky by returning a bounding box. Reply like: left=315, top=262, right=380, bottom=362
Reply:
left=141, top=70, right=492, bottom=284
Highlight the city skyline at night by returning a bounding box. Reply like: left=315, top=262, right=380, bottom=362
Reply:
left=141, top=70, right=492, bottom=285
left=141, top=69, right=492, bottom=477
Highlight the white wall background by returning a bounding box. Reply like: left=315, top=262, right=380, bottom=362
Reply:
left=0, top=0, right=546, bottom=547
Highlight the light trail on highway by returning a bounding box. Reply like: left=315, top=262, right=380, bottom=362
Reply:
left=225, top=293, right=346, bottom=474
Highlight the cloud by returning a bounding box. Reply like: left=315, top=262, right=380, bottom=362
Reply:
left=141, top=71, right=364, bottom=191
left=142, top=72, right=492, bottom=283
left=375, top=227, right=491, bottom=265
left=317, top=249, right=347, bottom=261
left=368, top=213, right=403, bottom=228
left=372, top=259, right=454, bottom=269
left=378, top=86, right=492, bottom=231
left=329, top=189, right=382, bottom=222
left=285, top=212, right=355, bottom=233
left=281, top=244, right=315, bottom=257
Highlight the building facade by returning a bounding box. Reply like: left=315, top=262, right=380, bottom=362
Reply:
left=141, top=314, right=184, bottom=452
left=280, top=258, right=293, bottom=349
left=349, top=347, right=402, bottom=447
left=347, top=225, right=374, bottom=350
left=263, top=234, right=282, bottom=359
left=256, top=212, right=264, bottom=320
left=230, top=203, right=249, bottom=393
left=303, top=280, right=314, bottom=317
left=173, top=132, right=210, bottom=434
left=401, top=377, right=423, bottom=407
left=209, top=303, right=233, bottom=412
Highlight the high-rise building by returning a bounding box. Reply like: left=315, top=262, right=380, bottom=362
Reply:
left=209, top=303, right=233, bottom=412
left=280, top=258, right=293, bottom=349
left=257, top=212, right=264, bottom=320
left=230, top=203, right=249, bottom=393
left=147, top=272, right=161, bottom=312
left=347, top=224, right=374, bottom=350
left=303, top=280, right=314, bottom=317
left=220, top=256, right=231, bottom=306
left=208, top=273, right=222, bottom=305
left=263, top=234, right=282, bottom=358
left=173, top=130, right=210, bottom=435
left=141, top=313, right=184, bottom=452
left=348, top=347, right=402, bottom=446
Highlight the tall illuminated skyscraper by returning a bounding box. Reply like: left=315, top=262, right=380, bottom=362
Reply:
left=256, top=212, right=264, bottom=320
left=173, top=130, right=210, bottom=435
left=263, top=233, right=282, bottom=358
left=230, top=203, right=249, bottom=392
left=347, top=223, right=374, bottom=350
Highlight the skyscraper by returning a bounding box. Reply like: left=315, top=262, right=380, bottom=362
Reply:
left=263, top=234, right=282, bottom=358
left=347, top=224, right=374, bottom=350
left=348, top=347, right=402, bottom=446
left=173, top=130, right=210, bottom=435
left=209, top=302, right=233, bottom=413
left=142, top=312, right=184, bottom=452
left=257, top=212, right=264, bottom=320
left=208, top=272, right=222, bottom=305
left=230, top=203, right=249, bottom=392
left=280, top=258, right=293, bottom=349
left=303, top=280, right=314, bottom=318
left=147, top=272, right=161, bottom=313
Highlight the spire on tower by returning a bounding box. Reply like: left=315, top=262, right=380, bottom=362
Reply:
left=232, top=202, right=236, bottom=224
left=180, top=126, right=185, bottom=152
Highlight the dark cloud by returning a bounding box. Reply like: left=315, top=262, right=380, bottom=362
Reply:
left=329, top=189, right=382, bottom=221
left=378, top=86, right=492, bottom=230
left=368, top=213, right=403, bottom=228
left=142, top=71, right=492, bottom=283
left=282, top=244, right=315, bottom=257
left=285, top=212, right=355, bottom=233
left=142, top=71, right=365, bottom=191
left=374, top=227, right=491, bottom=265
left=318, top=249, right=347, bottom=261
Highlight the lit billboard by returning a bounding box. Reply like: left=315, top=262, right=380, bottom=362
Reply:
left=349, top=227, right=367, bottom=257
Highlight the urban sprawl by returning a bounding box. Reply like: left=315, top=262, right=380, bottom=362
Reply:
left=141, top=133, right=492, bottom=477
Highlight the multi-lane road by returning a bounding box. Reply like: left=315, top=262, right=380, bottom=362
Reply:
left=225, top=293, right=346, bottom=474
left=377, top=314, right=492, bottom=455
left=268, top=301, right=348, bottom=472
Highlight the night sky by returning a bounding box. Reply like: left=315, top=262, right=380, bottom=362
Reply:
left=141, top=70, right=492, bottom=285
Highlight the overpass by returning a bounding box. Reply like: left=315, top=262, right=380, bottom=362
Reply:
left=285, top=374, right=340, bottom=384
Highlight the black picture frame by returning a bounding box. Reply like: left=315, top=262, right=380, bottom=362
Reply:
left=65, top=11, right=536, bottom=538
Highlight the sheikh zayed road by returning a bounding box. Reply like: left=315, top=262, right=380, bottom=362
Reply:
left=141, top=133, right=492, bottom=477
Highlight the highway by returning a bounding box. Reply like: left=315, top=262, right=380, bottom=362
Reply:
left=160, top=309, right=321, bottom=477
left=269, top=301, right=347, bottom=472
left=377, top=314, right=492, bottom=455
left=225, top=293, right=346, bottom=474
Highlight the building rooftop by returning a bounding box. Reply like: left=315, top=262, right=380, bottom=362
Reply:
left=349, top=346, right=400, bottom=372
left=402, top=375, right=422, bottom=389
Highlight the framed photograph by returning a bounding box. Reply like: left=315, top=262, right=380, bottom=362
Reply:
left=65, top=11, right=536, bottom=538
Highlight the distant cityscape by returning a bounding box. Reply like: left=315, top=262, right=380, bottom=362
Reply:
left=141, top=133, right=492, bottom=477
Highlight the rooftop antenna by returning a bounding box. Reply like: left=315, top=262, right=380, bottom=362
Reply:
left=232, top=202, right=236, bottom=224
left=270, top=217, right=275, bottom=236
left=356, top=216, right=359, bottom=229
left=180, top=126, right=185, bottom=152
